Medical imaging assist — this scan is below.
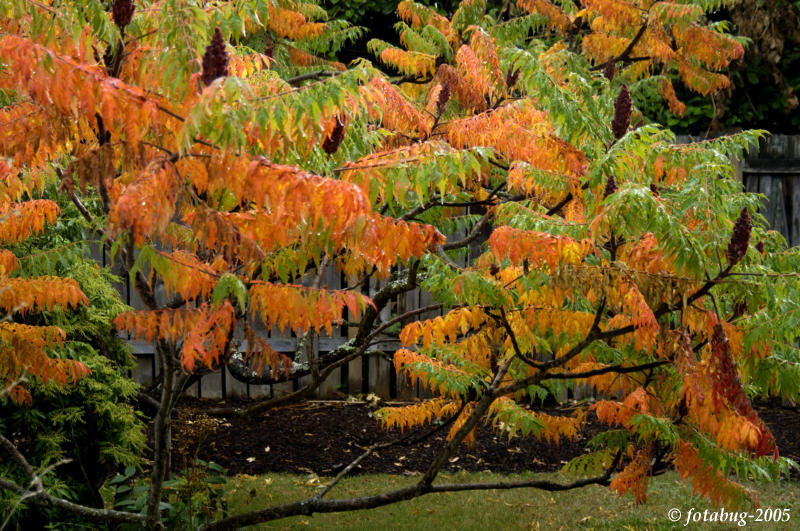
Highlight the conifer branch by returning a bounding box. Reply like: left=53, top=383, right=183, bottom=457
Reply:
left=0, top=434, right=145, bottom=524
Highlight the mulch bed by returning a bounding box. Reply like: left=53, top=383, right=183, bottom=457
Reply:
left=170, top=397, right=800, bottom=478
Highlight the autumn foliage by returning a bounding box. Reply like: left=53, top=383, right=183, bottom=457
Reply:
left=0, top=162, right=90, bottom=404
left=1, top=0, right=799, bottom=528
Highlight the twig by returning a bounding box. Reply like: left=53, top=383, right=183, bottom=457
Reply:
left=442, top=212, right=491, bottom=250
left=0, top=433, right=145, bottom=524
left=542, top=360, right=670, bottom=380
left=285, top=70, right=340, bottom=86
left=314, top=402, right=465, bottom=500
left=366, top=303, right=443, bottom=343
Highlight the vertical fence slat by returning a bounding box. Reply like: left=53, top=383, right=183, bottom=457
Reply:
left=248, top=383, right=270, bottom=399
left=224, top=368, right=248, bottom=399
left=791, top=177, right=800, bottom=246
left=772, top=177, right=788, bottom=238
left=184, top=380, right=199, bottom=397
left=200, top=373, right=223, bottom=399
left=132, top=355, right=154, bottom=387
left=367, top=353, right=391, bottom=397
left=271, top=381, right=294, bottom=399
left=758, top=176, right=774, bottom=225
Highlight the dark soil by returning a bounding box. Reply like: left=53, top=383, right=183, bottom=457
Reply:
left=170, top=398, right=800, bottom=478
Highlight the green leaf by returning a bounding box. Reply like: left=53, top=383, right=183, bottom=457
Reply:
left=212, top=274, right=249, bottom=312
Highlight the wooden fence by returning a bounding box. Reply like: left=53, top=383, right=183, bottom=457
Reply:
left=743, top=136, right=800, bottom=246
left=114, top=248, right=447, bottom=401
left=122, top=135, right=800, bottom=400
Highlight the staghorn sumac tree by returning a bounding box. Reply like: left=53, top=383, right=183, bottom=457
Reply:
left=1, top=0, right=799, bottom=529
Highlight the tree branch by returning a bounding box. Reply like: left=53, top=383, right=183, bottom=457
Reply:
left=429, top=473, right=612, bottom=493
left=542, top=360, right=669, bottom=380
left=0, top=434, right=145, bottom=524
left=285, top=70, right=340, bottom=86
left=199, top=420, right=615, bottom=531
left=209, top=265, right=425, bottom=416
left=442, top=212, right=491, bottom=251
left=497, top=266, right=730, bottom=396
left=367, top=303, right=443, bottom=343
left=314, top=402, right=466, bottom=500
left=200, top=468, right=611, bottom=531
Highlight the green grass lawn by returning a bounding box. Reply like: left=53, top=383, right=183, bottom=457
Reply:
left=223, top=471, right=798, bottom=530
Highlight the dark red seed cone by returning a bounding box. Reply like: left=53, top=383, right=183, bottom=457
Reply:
left=59, top=163, right=76, bottom=196
left=436, top=81, right=451, bottom=114
left=727, top=208, right=752, bottom=265
left=201, top=28, right=229, bottom=87
left=604, top=174, right=618, bottom=198
left=677, top=395, right=688, bottom=418
left=611, top=84, right=631, bottom=140
left=603, top=60, right=615, bottom=81
left=505, top=67, right=521, bottom=89
left=322, top=116, right=346, bottom=155
left=112, top=0, right=135, bottom=28
left=264, top=33, right=274, bottom=58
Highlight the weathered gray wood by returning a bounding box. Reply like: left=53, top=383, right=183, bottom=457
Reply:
left=790, top=136, right=800, bottom=159
left=791, top=178, right=800, bottom=246
left=745, top=173, right=760, bottom=195
left=297, top=375, right=313, bottom=397
left=183, top=380, right=199, bottom=397
left=248, top=382, right=270, bottom=399
left=572, top=382, right=595, bottom=401
left=771, top=178, right=788, bottom=238
left=732, top=156, right=743, bottom=182
left=348, top=356, right=363, bottom=395
left=128, top=340, right=155, bottom=355
left=368, top=354, right=391, bottom=398
left=271, top=381, right=294, bottom=398
left=763, top=135, right=788, bottom=159
left=395, top=373, right=418, bottom=400
left=103, top=245, right=130, bottom=304
left=317, top=368, right=341, bottom=398
left=417, top=381, right=435, bottom=399
left=743, top=167, right=800, bottom=174
left=418, top=288, right=441, bottom=321
left=132, top=355, right=154, bottom=387
left=200, top=373, right=223, bottom=399
left=87, top=239, right=104, bottom=266
left=224, top=367, right=248, bottom=398
left=758, top=176, right=774, bottom=225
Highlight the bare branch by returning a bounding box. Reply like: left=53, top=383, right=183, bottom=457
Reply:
left=286, top=70, right=340, bottom=85
left=542, top=360, right=669, bottom=380
left=200, top=440, right=614, bottom=531
left=442, top=212, right=491, bottom=251
left=0, top=433, right=145, bottom=524
left=314, top=402, right=465, bottom=500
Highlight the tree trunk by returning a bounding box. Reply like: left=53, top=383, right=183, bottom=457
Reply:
left=145, top=342, right=178, bottom=528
